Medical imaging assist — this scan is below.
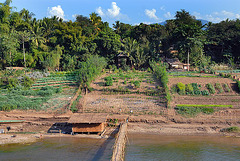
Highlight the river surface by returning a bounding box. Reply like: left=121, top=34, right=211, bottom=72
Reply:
left=0, top=136, right=115, bottom=161
left=126, top=134, right=240, bottom=161
left=0, top=135, right=240, bottom=161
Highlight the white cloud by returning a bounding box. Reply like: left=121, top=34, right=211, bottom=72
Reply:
left=192, top=12, right=202, bottom=19
left=48, top=5, right=65, bottom=20
left=96, top=7, right=105, bottom=17
left=145, top=9, right=159, bottom=20
left=96, top=2, right=129, bottom=21
left=107, top=2, right=120, bottom=17
left=205, top=10, right=240, bottom=22
left=164, top=12, right=172, bottom=19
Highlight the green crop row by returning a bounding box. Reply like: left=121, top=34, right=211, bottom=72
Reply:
left=0, top=86, right=63, bottom=111
left=33, top=81, right=77, bottom=86
left=175, top=106, right=215, bottom=117
left=150, top=61, right=171, bottom=107
left=36, top=76, right=77, bottom=83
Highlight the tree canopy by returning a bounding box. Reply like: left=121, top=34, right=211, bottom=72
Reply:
left=0, top=1, right=239, bottom=71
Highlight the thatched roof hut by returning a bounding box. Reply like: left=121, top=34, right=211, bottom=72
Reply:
left=68, top=113, right=108, bottom=134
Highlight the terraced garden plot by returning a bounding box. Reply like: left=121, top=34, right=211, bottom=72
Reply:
left=84, top=70, right=168, bottom=115
left=31, top=72, right=78, bottom=89
left=169, top=76, right=240, bottom=109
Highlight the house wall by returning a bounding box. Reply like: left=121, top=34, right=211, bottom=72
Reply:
left=72, top=123, right=106, bottom=133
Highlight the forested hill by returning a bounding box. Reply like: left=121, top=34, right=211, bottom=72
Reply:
left=0, top=1, right=240, bottom=71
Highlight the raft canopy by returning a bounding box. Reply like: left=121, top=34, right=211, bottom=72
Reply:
left=68, top=113, right=108, bottom=133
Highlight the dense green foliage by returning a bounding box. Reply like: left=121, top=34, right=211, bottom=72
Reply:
left=0, top=1, right=240, bottom=71
left=77, top=55, right=107, bottom=91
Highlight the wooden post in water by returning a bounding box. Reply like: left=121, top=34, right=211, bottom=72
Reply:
left=111, top=123, right=128, bottom=161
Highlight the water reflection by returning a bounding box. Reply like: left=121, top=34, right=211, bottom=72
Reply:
left=0, top=137, right=114, bottom=161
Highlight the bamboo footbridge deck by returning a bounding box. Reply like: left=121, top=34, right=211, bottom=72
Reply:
left=111, top=122, right=128, bottom=161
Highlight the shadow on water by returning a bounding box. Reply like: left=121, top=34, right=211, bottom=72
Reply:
left=91, top=127, right=119, bottom=161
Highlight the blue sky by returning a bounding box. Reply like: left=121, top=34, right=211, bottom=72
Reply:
left=5, top=0, right=240, bottom=25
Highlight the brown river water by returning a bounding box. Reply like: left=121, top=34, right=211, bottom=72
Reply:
left=0, top=134, right=240, bottom=161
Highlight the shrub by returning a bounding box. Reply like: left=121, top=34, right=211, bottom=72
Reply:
left=223, top=84, right=231, bottom=92
left=192, top=83, right=201, bottom=95
left=186, top=84, right=194, bottom=95
left=206, top=83, right=216, bottom=94
left=6, top=77, right=19, bottom=89
left=22, top=76, right=34, bottom=89
left=171, top=85, right=177, bottom=93
left=175, top=106, right=215, bottom=117
left=175, top=106, right=202, bottom=117
left=215, top=83, right=224, bottom=93
left=177, top=82, right=185, bottom=95
left=147, top=67, right=152, bottom=72
left=201, top=90, right=210, bottom=96
left=221, top=126, right=240, bottom=133
left=104, top=76, right=113, bottom=86
left=133, top=81, right=140, bottom=88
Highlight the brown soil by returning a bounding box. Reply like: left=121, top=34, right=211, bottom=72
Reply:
left=1, top=72, right=240, bottom=145
left=83, top=71, right=166, bottom=115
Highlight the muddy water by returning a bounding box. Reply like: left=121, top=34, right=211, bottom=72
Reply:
left=126, top=134, right=240, bottom=161
left=0, top=136, right=115, bottom=161
left=1, top=135, right=240, bottom=161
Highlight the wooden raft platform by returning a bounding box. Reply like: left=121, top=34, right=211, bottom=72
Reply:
left=111, top=123, right=128, bottom=161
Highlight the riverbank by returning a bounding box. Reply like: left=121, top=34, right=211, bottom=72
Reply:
left=1, top=110, right=240, bottom=145
left=1, top=123, right=239, bottom=145
left=0, top=134, right=40, bottom=145
left=127, top=122, right=240, bottom=137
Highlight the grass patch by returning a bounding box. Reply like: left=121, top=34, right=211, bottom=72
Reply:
left=221, top=126, right=240, bottom=133
left=175, top=106, right=215, bottom=117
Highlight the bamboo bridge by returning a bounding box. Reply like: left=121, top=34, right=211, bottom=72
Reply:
left=111, top=122, right=128, bottom=161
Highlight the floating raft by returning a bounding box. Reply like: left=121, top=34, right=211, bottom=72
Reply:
left=0, top=120, right=25, bottom=124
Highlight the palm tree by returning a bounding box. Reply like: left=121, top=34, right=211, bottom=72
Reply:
left=122, top=37, right=138, bottom=68
left=31, top=20, right=45, bottom=47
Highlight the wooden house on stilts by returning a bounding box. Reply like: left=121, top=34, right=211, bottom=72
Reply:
left=68, top=113, right=108, bottom=134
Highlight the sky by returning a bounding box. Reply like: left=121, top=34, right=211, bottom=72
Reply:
left=4, top=0, right=240, bottom=25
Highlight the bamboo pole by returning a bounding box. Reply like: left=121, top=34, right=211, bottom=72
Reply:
left=112, top=123, right=128, bottom=161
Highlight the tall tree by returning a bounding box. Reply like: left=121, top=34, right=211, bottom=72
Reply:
left=18, top=31, right=30, bottom=68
